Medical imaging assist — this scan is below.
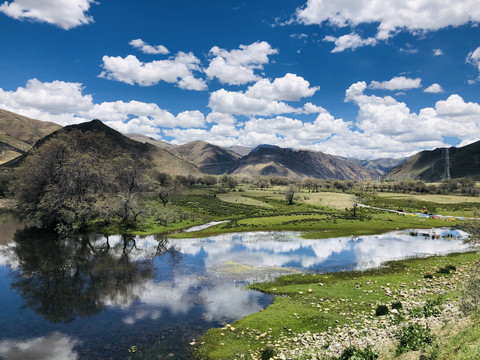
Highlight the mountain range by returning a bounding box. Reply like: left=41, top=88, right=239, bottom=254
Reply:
left=384, top=141, right=480, bottom=181
left=11, top=108, right=480, bottom=181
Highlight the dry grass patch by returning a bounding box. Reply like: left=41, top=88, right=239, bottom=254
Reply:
left=217, top=192, right=272, bottom=207
left=301, top=191, right=355, bottom=209
left=375, top=192, right=480, bottom=204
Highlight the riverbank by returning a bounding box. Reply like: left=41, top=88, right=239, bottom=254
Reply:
left=195, top=250, right=480, bottom=359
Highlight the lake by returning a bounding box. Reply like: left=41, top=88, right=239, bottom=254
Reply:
left=0, top=218, right=472, bottom=359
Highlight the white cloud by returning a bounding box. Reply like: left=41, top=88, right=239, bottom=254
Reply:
left=324, top=33, right=377, bottom=53
left=369, top=76, right=422, bottom=91
left=297, top=0, right=480, bottom=50
left=175, top=110, right=206, bottom=128
left=341, top=81, right=480, bottom=157
left=433, top=49, right=444, bottom=56
left=424, top=83, right=444, bottom=93
left=303, top=102, right=327, bottom=114
left=0, top=0, right=95, bottom=30
left=245, top=73, right=319, bottom=101
left=467, top=46, right=480, bottom=79
left=208, top=89, right=297, bottom=116
left=205, top=112, right=236, bottom=124
left=129, top=39, right=169, bottom=55
left=0, top=78, right=93, bottom=125
left=99, top=52, right=206, bottom=90
left=205, top=41, right=278, bottom=85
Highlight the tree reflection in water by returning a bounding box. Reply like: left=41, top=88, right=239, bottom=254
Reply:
left=11, top=229, right=169, bottom=323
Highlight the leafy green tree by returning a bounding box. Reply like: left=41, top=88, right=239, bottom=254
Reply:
left=12, top=130, right=150, bottom=232
left=285, top=184, right=296, bottom=205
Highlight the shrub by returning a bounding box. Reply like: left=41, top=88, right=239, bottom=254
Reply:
left=460, top=265, right=480, bottom=315
left=445, top=264, right=456, bottom=271
left=424, top=273, right=433, bottom=279
left=260, top=346, right=275, bottom=360
left=436, top=267, right=450, bottom=274
left=338, top=345, right=379, bottom=360
left=396, top=323, right=433, bottom=354
left=375, top=304, right=389, bottom=316
left=423, top=299, right=442, bottom=317
left=391, top=301, right=403, bottom=310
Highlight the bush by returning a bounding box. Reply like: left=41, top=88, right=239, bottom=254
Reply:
left=391, top=301, right=403, bottom=310
left=424, top=273, right=433, bottom=279
left=460, top=265, right=480, bottom=315
left=260, top=346, right=275, bottom=360
left=423, top=299, right=442, bottom=317
left=375, top=304, right=389, bottom=316
left=445, top=264, right=456, bottom=271
left=338, top=345, right=379, bottom=360
left=436, top=267, right=451, bottom=274
left=396, top=323, right=433, bottom=354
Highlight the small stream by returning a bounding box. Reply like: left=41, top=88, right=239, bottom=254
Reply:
left=0, top=216, right=473, bottom=359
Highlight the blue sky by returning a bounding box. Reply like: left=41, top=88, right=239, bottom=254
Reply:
left=1, top=0, right=480, bottom=159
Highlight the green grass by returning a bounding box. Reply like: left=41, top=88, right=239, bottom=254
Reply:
left=363, top=192, right=480, bottom=217
left=195, top=252, right=480, bottom=359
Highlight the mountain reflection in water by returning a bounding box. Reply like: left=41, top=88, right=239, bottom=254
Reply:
left=0, top=226, right=472, bottom=359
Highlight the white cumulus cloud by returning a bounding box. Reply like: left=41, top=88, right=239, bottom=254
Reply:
left=99, top=52, right=206, bottom=91
left=129, top=39, right=169, bottom=55
left=0, top=0, right=95, bottom=30
left=324, top=33, right=377, bottom=53
left=245, top=73, right=319, bottom=101
left=297, top=0, right=480, bottom=51
left=467, top=46, right=480, bottom=80
left=424, top=83, right=444, bottom=93
left=208, top=89, right=297, bottom=116
left=369, top=77, right=422, bottom=91
left=205, top=41, right=278, bottom=85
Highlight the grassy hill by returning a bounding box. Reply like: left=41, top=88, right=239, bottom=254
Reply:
left=5, top=119, right=202, bottom=176
left=384, top=140, right=480, bottom=181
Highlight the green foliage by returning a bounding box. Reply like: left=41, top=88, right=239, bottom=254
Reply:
left=396, top=323, right=434, bottom=354
left=463, top=214, right=480, bottom=244
left=409, top=298, right=442, bottom=318
left=337, top=345, right=379, bottom=360
left=260, top=346, right=275, bottom=360
left=0, top=171, right=13, bottom=197
left=285, top=184, right=296, bottom=204
left=391, top=301, right=403, bottom=310
left=460, top=265, right=480, bottom=315
left=12, top=130, right=152, bottom=233
left=436, top=267, right=451, bottom=274
left=423, top=299, right=442, bottom=317
left=375, top=304, right=389, bottom=316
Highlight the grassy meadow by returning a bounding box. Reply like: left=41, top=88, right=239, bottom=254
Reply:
left=88, top=181, right=480, bottom=359
left=98, top=182, right=480, bottom=239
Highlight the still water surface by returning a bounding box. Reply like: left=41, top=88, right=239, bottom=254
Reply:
left=0, top=218, right=472, bottom=359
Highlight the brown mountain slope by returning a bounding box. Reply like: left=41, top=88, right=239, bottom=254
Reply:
left=0, top=108, right=61, bottom=145
left=230, top=146, right=377, bottom=180
left=0, top=108, right=62, bottom=165
left=384, top=140, right=480, bottom=181
left=168, top=140, right=240, bottom=175
left=125, top=134, right=175, bottom=150
left=3, top=120, right=202, bottom=176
